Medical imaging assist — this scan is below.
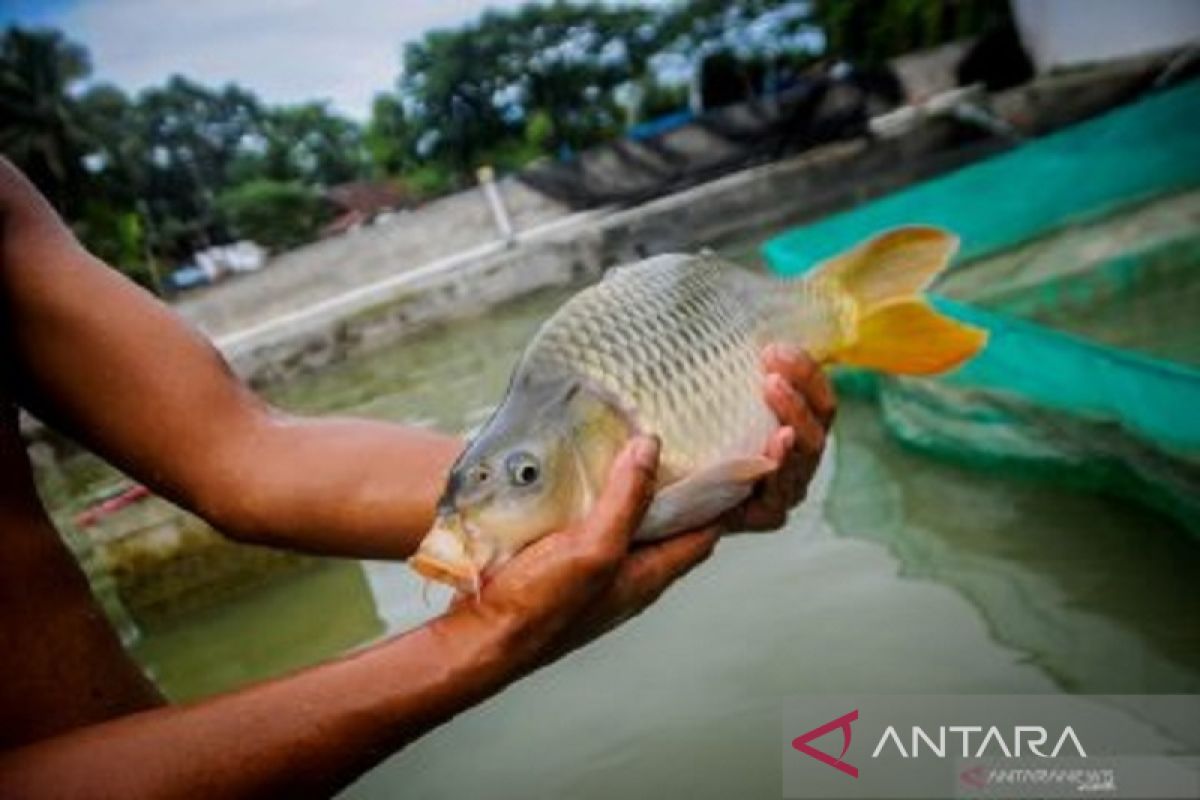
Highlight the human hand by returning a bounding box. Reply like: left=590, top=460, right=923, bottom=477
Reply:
left=723, top=344, right=836, bottom=532
left=450, top=436, right=718, bottom=670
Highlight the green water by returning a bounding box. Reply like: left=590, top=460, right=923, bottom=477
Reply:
left=123, top=279, right=1200, bottom=799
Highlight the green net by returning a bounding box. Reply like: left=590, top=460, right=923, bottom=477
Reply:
left=764, top=79, right=1200, bottom=270
left=944, top=227, right=1200, bottom=366
left=932, top=296, right=1200, bottom=454
left=762, top=80, right=1200, bottom=534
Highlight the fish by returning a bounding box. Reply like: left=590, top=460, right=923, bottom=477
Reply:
left=409, top=226, right=987, bottom=592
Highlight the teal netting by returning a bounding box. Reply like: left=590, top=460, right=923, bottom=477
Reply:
left=764, top=79, right=1200, bottom=271
left=762, top=80, right=1200, bottom=532
left=932, top=296, right=1200, bottom=455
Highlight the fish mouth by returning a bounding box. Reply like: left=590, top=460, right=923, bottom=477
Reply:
left=409, top=552, right=478, bottom=593
left=409, top=517, right=480, bottom=594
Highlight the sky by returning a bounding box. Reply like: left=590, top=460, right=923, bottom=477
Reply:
left=1, top=0, right=654, bottom=119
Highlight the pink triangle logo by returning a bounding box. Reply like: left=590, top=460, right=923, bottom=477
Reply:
left=791, top=709, right=860, bottom=778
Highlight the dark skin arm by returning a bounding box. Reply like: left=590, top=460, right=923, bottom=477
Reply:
left=0, top=157, right=831, bottom=558
left=0, top=157, right=457, bottom=558
left=0, top=440, right=720, bottom=799
left=0, top=156, right=834, bottom=797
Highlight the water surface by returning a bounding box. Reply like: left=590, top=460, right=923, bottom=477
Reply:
left=121, top=274, right=1200, bottom=799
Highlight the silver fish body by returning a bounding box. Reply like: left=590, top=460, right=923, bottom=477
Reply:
left=410, top=227, right=984, bottom=591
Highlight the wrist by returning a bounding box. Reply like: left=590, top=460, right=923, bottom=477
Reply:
left=404, top=602, right=529, bottom=714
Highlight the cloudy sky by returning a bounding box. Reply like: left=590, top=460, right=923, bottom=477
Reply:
left=2, top=0, right=662, bottom=119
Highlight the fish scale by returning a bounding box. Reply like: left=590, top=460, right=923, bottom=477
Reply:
left=523, top=253, right=776, bottom=478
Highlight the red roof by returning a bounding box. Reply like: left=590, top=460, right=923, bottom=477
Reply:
left=324, top=181, right=407, bottom=214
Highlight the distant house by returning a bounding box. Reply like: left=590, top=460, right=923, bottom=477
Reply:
left=321, top=181, right=409, bottom=237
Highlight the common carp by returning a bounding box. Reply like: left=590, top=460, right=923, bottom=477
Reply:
left=410, top=226, right=986, bottom=591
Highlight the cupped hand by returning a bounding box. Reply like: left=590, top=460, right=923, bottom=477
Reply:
left=723, top=344, right=836, bottom=532
left=450, top=436, right=718, bottom=670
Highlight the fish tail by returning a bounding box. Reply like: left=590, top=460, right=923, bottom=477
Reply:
left=808, top=225, right=987, bottom=375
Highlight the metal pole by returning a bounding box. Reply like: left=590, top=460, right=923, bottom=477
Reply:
left=476, top=165, right=515, bottom=246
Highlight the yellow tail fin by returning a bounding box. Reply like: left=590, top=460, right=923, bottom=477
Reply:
left=813, top=226, right=988, bottom=375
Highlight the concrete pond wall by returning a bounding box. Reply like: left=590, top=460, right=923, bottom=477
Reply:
left=175, top=177, right=570, bottom=339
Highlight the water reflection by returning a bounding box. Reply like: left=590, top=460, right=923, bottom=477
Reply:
left=831, top=400, right=1200, bottom=694
left=116, top=253, right=1200, bottom=798
left=263, top=289, right=571, bottom=429
left=133, top=560, right=385, bottom=702
left=348, top=446, right=1056, bottom=800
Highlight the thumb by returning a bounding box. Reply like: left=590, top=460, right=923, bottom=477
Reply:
left=577, top=435, right=659, bottom=553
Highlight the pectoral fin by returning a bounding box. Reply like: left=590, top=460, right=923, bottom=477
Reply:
left=636, top=456, right=775, bottom=542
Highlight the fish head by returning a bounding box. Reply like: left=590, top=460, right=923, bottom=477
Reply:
left=411, top=376, right=605, bottom=593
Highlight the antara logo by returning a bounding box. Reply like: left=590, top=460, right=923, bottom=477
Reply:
left=791, top=710, right=1088, bottom=780
left=791, top=710, right=860, bottom=778
left=871, top=725, right=1087, bottom=759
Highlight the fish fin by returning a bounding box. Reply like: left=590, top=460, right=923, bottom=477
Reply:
left=808, top=226, right=987, bottom=374
left=636, top=456, right=775, bottom=542
left=834, top=298, right=988, bottom=375
left=811, top=225, right=958, bottom=313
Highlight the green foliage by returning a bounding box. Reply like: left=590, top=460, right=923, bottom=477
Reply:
left=637, top=79, right=689, bottom=122
left=365, top=94, right=417, bottom=177
left=75, top=202, right=159, bottom=290
left=240, top=101, right=367, bottom=186
left=217, top=179, right=327, bottom=251
left=524, top=109, right=555, bottom=152
left=812, top=0, right=1011, bottom=65
left=401, top=164, right=456, bottom=201
left=1, top=25, right=374, bottom=287
left=387, top=0, right=810, bottom=173
left=3, top=1, right=1000, bottom=292
left=0, top=27, right=94, bottom=214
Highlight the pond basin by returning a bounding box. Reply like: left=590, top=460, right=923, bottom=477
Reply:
left=123, top=228, right=1200, bottom=797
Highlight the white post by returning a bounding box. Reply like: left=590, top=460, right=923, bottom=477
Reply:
left=477, top=165, right=515, bottom=246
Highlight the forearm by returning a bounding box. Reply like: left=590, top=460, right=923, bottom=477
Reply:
left=198, top=413, right=462, bottom=559
left=1, top=158, right=459, bottom=559
left=0, top=607, right=520, bottom=800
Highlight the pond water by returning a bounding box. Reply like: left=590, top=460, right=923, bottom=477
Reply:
left=124, top=276, right=1200, bottom=798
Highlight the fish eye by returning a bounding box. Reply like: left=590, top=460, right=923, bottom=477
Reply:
left=505, top=452, right=541, bottom=487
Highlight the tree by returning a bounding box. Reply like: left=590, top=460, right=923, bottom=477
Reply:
left=1, top=28, right=373, bottom=278
left=394, top=2, right=659, bottom=174
left=128, top=77, right=267, bottom=255
left=239, top=101, right=367, bottom=187
left=216, top=179, right=327, bottom=251
left=383, top=0, right=817, bottom=181
left=811, top=0, right=1011, bottom=66
left=0, top=27, right=94, bottom=215
left=365, top=93, right=417, bottom=176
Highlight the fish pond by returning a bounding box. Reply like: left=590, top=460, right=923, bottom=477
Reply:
left=120, top=222, right=1200, bottom=797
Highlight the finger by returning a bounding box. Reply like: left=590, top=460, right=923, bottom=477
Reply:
left=751, top=428, right=809, bottom=529
left=767, top=424, right=794, bottom=464
left=756, top=426, right=794, bottom=507
left=763, top=344, right=836, bottom=428
left=577, top=435, right=659, bottom=556
left=765, top=373, right=808, bottom=430
left=740, top=490, right=789, bottom=531
left=538, top=529, right=718, bottom=664
left=803, top=368, right=837, bottom=428
left=776, top=453, right=808, bottom=509
left=762, top=343, right=818, bottom=388
left=599, top=530, right=718, bottom=620
left=766, top=374, right=824, bottom=456
left=722, top=426, right=792, bottom=533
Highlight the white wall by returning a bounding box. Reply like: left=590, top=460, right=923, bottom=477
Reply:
left=1012, top=0, right=1200, bottom=72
